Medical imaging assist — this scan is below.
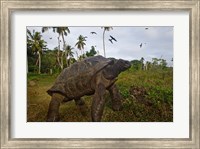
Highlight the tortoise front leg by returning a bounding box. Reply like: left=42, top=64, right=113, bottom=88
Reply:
left=108, top=84, right=122, bottom=111
left=46, top=93, right=65, bottom=122
left=91, top=83, right=106, bottom=122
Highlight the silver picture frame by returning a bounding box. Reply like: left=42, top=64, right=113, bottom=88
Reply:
left=1, top=0, right=199, bottom=148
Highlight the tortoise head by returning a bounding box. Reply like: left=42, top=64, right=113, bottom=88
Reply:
left=116, top=59, right=131, bottom=72
left=103, top=58, right=131, bottom=80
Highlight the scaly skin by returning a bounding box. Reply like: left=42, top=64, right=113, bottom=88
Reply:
left=46, top=93, right=64, bottom=122
left=91, top=83, right=106, bottom=122
left=108, top=84, right=123, bottom=111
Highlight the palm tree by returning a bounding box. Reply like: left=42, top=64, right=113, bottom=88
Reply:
left=160, top=59, right=167, bottom=69
left=64, top=45, right=74, bottom=67
left=102, top=27, right=113, bottom=57
left=152, top=58, right=159, bottom=69
left=42, top=27, right=70, bottom=70
left=27, top=29, right=47, bottom=74
left=27, top=31, right=33, bottom=73
left=145, top=61, right=151, bottom=70
left=140, top=57, right=144, bottom=70
left=75, top=35, right=86, bottom=59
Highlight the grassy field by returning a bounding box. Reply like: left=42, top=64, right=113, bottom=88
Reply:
left=27, top=68, right=173, bottom=122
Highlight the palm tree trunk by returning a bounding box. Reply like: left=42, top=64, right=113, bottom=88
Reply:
left=38, top=52, right=41, bottom=74
left=79, top=49, right=82, bottom=60
left=61, top=54, right=64, bottom=69
left=35, top=58, right=39, bottom=66
left=61, top=33, right=66, bottom=47
left=83, top=48, right=85, bottom=55
left=61, top=33, right=66, bottom=70
left=103, top=29, right=106, bottom=57
left=66, top=56, right=68, bottom=67
left=80, top=49, right=82, bottom=56
left=61, top=48, right=64, bottom=69
left=57, top=36, right=62, bottom=69
left=76, top=51, right=79, bottom=61
left=68, top=58, right=71, bottom=67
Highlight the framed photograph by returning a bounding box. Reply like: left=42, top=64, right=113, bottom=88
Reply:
left=1, top=0, right=199, bottom=148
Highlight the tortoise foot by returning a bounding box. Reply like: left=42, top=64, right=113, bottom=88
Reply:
left=78, top=105, right=89, bottom=116
left=46, top=112, right=60, bottom=122
left=112, top=102, right=123, bottom=111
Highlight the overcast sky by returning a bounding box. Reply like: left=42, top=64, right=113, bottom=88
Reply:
left=27, top=26, right=173, bottom=66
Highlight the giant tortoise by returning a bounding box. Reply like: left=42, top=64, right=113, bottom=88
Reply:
left=47, top=55, right=131, bottom=122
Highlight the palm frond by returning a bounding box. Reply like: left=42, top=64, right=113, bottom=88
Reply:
left=42, top=27, right=51, bottom=33
left=27, top=29, right=33, bottom=39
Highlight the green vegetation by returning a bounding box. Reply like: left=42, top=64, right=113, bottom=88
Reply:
left=27, top=67, right=173, bottom=122
left=27, top=28, right=99, bottom=74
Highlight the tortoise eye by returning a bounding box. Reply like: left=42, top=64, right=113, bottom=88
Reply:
left=109, top=60, right=115, bottom=65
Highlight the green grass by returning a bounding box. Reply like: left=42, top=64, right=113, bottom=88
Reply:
left=27, top=69, right=173, bottom=122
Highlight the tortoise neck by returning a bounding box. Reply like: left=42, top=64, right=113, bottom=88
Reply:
left=112, top=62, right=121, bottom=76
left=103, top=62, right=120, bottom=80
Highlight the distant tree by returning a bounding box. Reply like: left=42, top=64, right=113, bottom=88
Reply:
left=41, top=49, right=57, bottom=74
left=102, top=27, right=113, bottom=57
left=78, top=54, right=86, bottom=60
left=42, top=27, right=70, bottom=70
left=86, top=46, right=97, bottom=57
left=64, top=45, right=74, bottom=67
left=145, top=61, right=151, bottom=70
left=27, top=30, right=35, bottom=73
left=151, top=58, right=169, bottom=70
left=140, top=57, right=144, bottom=70
left=152, top=58, right=159, bottom=69
left=160, top=59, right=167, bottom=69
left=131, top=60, right=142, bottom=70
left=75, top=35, right=86, bottom=59
left=68, top=57, right=77, bottom=65
left=171, top=58, right=173, bottom=67
left=27, top=29, right=47, bottom=74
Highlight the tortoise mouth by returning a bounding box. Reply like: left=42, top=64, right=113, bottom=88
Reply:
left=124, top=61, right=131, bottom=69
left=121, top=60, right=131, bottom=69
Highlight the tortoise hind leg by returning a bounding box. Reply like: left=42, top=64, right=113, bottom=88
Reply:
left=91, top=83, right=106, bottom=122
left=108, top=84, right=122, bottom=111
left=46, top=93, right=65, bottom=122
left=74, top=98, right=85, bottom=106
left=74, top=98, right=88, bottom=116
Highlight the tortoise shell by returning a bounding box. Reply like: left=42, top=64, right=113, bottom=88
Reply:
left=47, top=56, right=112, bottom=98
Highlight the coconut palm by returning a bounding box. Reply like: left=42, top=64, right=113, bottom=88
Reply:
left=75, top=35, right=86, bottom=59
left=42, top=27, right=70, bottom=70
left=102, top=27, right=113, bottom=57
left=27, top=30, right=33, bottom=73
left=64, top=45, right=74, bottom=67
left=27, top=29, right=47, bottom=74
